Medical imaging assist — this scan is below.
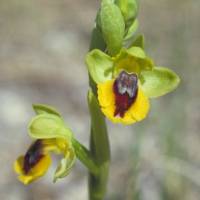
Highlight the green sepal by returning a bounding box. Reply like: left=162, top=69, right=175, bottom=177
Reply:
left=113, top=47, right=154, bottom=76
left=140, top=66, right=180, bottom=98
left=130, top=34, right=145, bottom=49
left=124, top=19, right=139, bottom=41
left=32, top=104, right=61, bottom=117
left=115, top=0, right=139, bottom=28
left=53, top=148, right=76, bottom=182
left=86, top=49, right=113, bottom=84
left=100, top=0, right=125, bottom=55
left=28, top=114, right=72, bottom=140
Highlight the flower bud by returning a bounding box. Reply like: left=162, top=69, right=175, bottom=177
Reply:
left=115, top=0, right=139, bottom=27
left=100, top=0, right=125, bottom=55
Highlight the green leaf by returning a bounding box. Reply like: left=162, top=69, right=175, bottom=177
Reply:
left=53, top=148, right=76, bottom=182
left=100, top=0, right=125, bottom=55
left=140, top=67, right=180, bottom=98
left=28, top=114, right=72, bottom=140
left=115, top=0, right=139, bottom=27
left=130, top=34, right=145, bottom=49
left=86, top=49, right=113, bottom=84
left=32, top=104, right=61, bottom=117
left=124, top=19, right=139, bottom=41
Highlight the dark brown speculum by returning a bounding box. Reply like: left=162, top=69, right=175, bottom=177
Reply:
left=113, top=71, right=138, bottom=117
left=23, top=140, right=44, bottom=174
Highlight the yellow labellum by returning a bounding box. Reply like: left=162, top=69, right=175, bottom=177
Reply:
left=14, top=154, right=51, bottom=185
left=14, top=138, right=74, bottom=185
left=97, top=79, right=150, bottom=125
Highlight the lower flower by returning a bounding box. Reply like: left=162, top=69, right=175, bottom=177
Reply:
left=97, top=70, right=150, bottom=125
left=14, top=138, right=75, bottom=184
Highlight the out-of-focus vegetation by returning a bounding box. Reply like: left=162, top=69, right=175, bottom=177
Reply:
left=0, top=0, right=199, bottom=199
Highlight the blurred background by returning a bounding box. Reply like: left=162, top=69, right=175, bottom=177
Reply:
left=0, top=0, right=199, bottom=199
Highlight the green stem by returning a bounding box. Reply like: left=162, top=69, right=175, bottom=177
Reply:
left=87, top=20, right=110, bottom=199
left=88, top=90, right=110, bottom=200
left=72, top=138, right=99, bottom=176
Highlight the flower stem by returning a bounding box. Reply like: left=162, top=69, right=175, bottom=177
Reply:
left=88, top=90, right=110, bottom=200
left=72, top=138, right=99, bottom=176
left=87, top=21, right=110, bottom=199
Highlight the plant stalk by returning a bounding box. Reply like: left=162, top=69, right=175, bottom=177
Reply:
left=72, top=138, right=99, bottom=176
left=87, top=18, right=110, bottom=199
left=88, top=90, right=110, bottom=200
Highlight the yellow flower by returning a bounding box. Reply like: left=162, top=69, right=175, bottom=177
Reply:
left=98, top=70, right=150, bottom=125
left=86, top=46, right=153, bottom=125
left=14, top=138, right=75, bottom=184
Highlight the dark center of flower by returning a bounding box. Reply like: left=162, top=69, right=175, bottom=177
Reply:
left=113, top=71, right=138, bottom=117
left=23, top=140, right=44, bottom=174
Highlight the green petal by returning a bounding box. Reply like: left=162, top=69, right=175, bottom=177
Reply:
left=140, top=67, right=180, bottom=98
left=53, top=148, right=76, bottom=182
left=28, top=114, right=72, bottom=140
left=32, top=104, right=61, bottom=117
left=113, top=47, right=154, bottom=76
left=100, top=0, right=125, bottom=55
left=127, top=46, right=146, bottom=58
left=124, top=19, right=139, bottom=41
left=86, top=49, right=113, bottom=84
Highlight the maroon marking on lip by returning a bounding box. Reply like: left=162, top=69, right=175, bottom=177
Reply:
left=23, top=140, right=44, bottom=174
left=113, top=71, right=138, bottom=117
